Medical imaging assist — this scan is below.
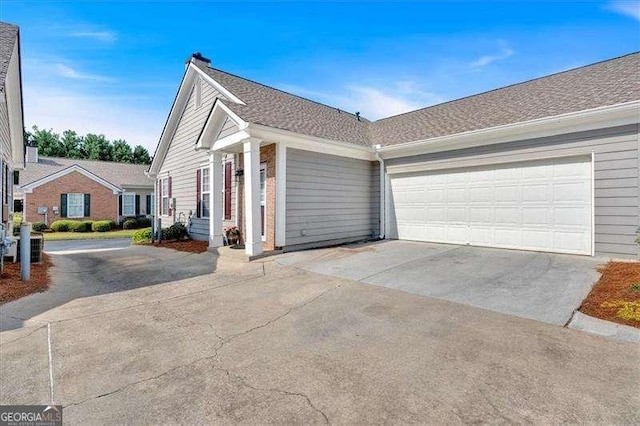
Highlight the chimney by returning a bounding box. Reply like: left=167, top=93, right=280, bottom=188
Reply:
left=185, top=52, right=211, bottom=68
left=26, top=145, right=38, bottom=163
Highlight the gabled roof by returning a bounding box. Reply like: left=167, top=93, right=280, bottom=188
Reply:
left=199, top=65, right=371, bottom=146
left=370, top=52, right=640, bottom=146
left=19, top=157, right=153, bottom=190
left=0, top=22, right=19, bottom=90
left=21, top=164, right=123, bottom=194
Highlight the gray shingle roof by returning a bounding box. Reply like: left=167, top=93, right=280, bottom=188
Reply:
left=370, top=52, right=640, bottom=146
left=0, top=22, right=19, bottom=90
left=20, top=157, right=153, bottom=189
left=197, top=52, right=640, bottom=148
left=200, top=66, right=372, bottom=146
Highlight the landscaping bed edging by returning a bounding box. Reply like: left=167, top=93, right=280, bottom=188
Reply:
left=568, top=311, right=640, bottom=343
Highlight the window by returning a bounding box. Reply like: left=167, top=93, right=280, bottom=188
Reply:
left=161, top=178, right=170, bottom=216
left=122, top=193, right=136, bottom=216
left=200, top=167, right=210, bottom=218
left=67, top=193, right=84, bottom=218
left=147, top=194, right=155, bottom=215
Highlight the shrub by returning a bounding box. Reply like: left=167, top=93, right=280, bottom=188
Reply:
left=92, top=220, right=113, bottom=232
left=50, top=220, right=71, bottom=232
left=162, top=222, right=188, bottom=241
left=66, top=220, right=93, bottom=233
left=132, top=227, right=152, bottom=245
left=123, top=219, right=138, bottom=230
left=136, top=217, right=151, bottom=228
left=32, top=222, right=48, bottom=232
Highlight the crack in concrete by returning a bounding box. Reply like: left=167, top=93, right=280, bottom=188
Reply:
left=0, top=324, right=47, bottom=346
left=222, top=367, right=330, bottom=423
left=63, top=285, right=338, bottom=421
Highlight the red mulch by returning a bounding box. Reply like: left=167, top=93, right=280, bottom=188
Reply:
left=0, top=254, right=52, bottom=304
left=144, top=239, right=209, bottom=253
left=579, top=261, right=640, bottom=328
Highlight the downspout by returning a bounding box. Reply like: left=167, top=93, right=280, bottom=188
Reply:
left=374, top=146, right=385, bottom=240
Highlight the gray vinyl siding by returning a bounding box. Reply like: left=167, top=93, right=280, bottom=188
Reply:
left=385, top=124, right=640, bottom=259
left=285, top=148, right=380, bottom=249
left=158, top=79, right=239, bottom=238
left=217, top=117, right=239, bottom=140
left=189, top=217, right=209, bottom=241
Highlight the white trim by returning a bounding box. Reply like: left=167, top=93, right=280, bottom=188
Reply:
left=376, top=154, right=385, bottom=239
left=66, top=193, right=84, bottom=219
left=196, top=101, right=248, bottom=151
left=260, top=162, right=266, bottom=242
left=591, top=151, right=595, bottom=257
left=200, top=166, right=210, bottom=218
left=190, top=63, right=245, bottom=105
left=208, top=152, right=224, bottom=248
left=247, top=123, right=376, bottom=161
left=243, top=138, right=263, bottom=256
left=378, top=101, right=640, bottom=159
left=211, top=130, right=252, bottom=152
left=386, top=148, right=599, bottom=175
left=21, top=164, right=121, bottom=194
left=121, top=192, right=137, bottom=216
left=275, top=143, right=287, bottom=247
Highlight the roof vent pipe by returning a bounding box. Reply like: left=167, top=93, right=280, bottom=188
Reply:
left=355, top=112, right=360, bottom=121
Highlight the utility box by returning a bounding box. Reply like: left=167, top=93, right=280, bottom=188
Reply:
left=37, top=206, right=47, bottom=214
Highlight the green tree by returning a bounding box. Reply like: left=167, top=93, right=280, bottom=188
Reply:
left=132, top=145, right=151, bottom=165
left=60, top=130, right=83, bottom=159
left=82, top=133, right=112, bottom=161
left=31, top=126, right=63, bottom=156
left=112, top=139, right=134, bottom=163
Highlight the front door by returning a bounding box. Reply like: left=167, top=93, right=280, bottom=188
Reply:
left=260, top=163, right=266, bottom=240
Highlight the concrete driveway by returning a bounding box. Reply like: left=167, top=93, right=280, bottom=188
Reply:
left=278, top=240, right=602, bottom=325
left=1, top=245, right=638, bottom=424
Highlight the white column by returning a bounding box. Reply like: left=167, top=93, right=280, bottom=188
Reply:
left=243, top=138, right=263, bottom=256
left=275, top=143, right=287, bottom=247
left=209, top=151, right=224, bottom=248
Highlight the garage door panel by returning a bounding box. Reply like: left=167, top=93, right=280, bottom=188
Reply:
left=390, top=156, right=592, bottom=255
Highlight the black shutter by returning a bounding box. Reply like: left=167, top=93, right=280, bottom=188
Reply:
left=60, top=194, right=68, bottom=218
left=84, top=194, right=90, bottom=217
left=146, top=195, right=151, bottom=215
left=135, top=195, right=140, bottom=215
left=118, top=195, right=123, bottom=216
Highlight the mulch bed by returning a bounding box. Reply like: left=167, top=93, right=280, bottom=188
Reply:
left=579, top=261, right=640, bottom=328
left=144, top=239, right=209, bottom=253
left=0, top=254, right=52, bottom=304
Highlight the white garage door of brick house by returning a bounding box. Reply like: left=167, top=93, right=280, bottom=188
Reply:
left=389, top=155, right=593, bottom=255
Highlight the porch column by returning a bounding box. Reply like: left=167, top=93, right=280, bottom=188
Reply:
left=243, top=138, right=263, bottom=256
left=209, top=151, right=224, bottom=248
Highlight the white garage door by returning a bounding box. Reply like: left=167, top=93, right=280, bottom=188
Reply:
left=389, top=156, right=593, bottom=255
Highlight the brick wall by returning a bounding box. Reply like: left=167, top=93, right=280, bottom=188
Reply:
left=24, top=171, right=118, bottom=224
left=238, top=143, right=277, bottom=251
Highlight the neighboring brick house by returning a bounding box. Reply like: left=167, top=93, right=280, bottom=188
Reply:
left=149, top=52, right=640, bottom=259
left=16, top=147, right=154, bottom=225
left=0, top=22, right=25, bottom=231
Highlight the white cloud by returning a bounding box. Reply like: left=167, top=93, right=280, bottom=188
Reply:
left=23, top=85, right=164, bottom=152
left=607, top=0, right=640, bottom=20
left=68, top=30, right=117, bottom=43
left=282, top=81, right=443, bottom=120
left=470, top=42, right=514, bottom=68
left=54, top=64, right=114, bottom=82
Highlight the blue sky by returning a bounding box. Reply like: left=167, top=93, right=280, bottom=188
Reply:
left=1, top=1, right=639, bottom=151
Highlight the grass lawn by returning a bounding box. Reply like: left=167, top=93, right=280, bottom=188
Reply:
left=579, top=261, right=640, bottom=328
left=43, top=229, right=138, bottom=241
